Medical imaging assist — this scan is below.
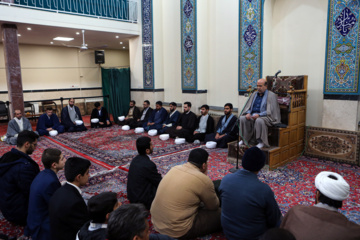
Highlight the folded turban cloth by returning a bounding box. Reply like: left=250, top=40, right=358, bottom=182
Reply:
left=315, top=171, right=350, bottom=201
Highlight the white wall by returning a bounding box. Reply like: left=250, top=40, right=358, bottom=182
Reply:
left=265, top=0, right=328, bottom=127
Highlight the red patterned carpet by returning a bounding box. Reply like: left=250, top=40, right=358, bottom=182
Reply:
left=0, top=124, right=359, bottom=239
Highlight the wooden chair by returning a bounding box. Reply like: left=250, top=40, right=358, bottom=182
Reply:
left=228, top=75, right=308, bottom=169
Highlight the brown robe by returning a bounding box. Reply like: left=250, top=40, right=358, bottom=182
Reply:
left=281, top=205, right=360, bottom=240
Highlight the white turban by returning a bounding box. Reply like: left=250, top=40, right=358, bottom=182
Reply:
left=315, top=171, right=350, bottom=201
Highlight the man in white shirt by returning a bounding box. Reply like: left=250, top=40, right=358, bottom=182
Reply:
left=188, top=104, right=215, bottom=143
left=6, top=109, right=38, bottom=145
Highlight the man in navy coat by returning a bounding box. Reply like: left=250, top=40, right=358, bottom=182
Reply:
left=145, top=101, right=168, bottom=132
left=36, top=107, right=65, bottom=136
left=0, top=130, right=39, bottom=226
left=158, top=102, right=180, bottom=134
left=27, top=148, right=66, bottom=240
left=61, top=98, right=87, bottom=132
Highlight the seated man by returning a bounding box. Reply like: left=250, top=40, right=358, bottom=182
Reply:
left=6, top=109, right=38, bottom=145
left=119, top=100, right=141, bottom=126
left=36, top=107, right=65, bottom=136
left=108, top=204, right=174, bottom=240
left=165, top=101, right=197, bottom=139
left=27, top=148, right=65, bottom=240
left=130, top=100, right=153, bottom=129
left=151, top=148, right=221, bottom=239
left=145, top=101, right=168, bottom=132
left=90, top=102, right=112, bottom=128
left=281, top=171, right=360, bottom=240
left=204, top=103, right=237, bottom=148
left=127, top=137, right=162, bottom=210
left=61, top=98, right=87, bottom=132
left=158, top=102, right=180, bottom=134
left=219, top=147, right=282, bottom=240
left=187, top=104, right=214, bottom=143
left=239, top=78, right=281, bottom=149
left=0, top=130, right=39, bottom=225
left=77, top=192, right=120, bottom=240
left=49, top=157, right=91, bottom=240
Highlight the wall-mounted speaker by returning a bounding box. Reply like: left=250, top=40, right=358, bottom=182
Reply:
left=95, top=50, right=105, bottom=64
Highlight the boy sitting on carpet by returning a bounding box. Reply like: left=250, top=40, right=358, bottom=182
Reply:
left=76, top=192, right=120, bottom=240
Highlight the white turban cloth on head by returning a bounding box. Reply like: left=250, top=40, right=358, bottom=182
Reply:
left=315, top=171, right=350, bottom=201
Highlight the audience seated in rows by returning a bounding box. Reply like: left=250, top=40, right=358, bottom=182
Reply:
left=61, top=98, right=87, bottom=132
left=6, top=109, right=38, bottom=145
left=145, top=101, right=168, bottom=132
left=281, top=171, right=360, bottom=240
left=27, top=148, right=65, bottom=240
left=0, top=130, right=39, bottom=226
left=90, top=102, right=112, bottom=128
left=36, top=107, right=65, bottom=136
left=130, top=100, right=153, bottom=129
left=239, top=78, right=281, bottom=149
left=49, top=157, right=91, bottom=240
left=158, top=102, right=180, bottom=134
left=165, top=101, right=197, bottom=140
left=127, top=137, right=162, bottom=210
left=119, top=100, right=141, bottom=126
left=77, top=192, right=120, bottom=240
left=219, top=147, right=282, bottom=240
left=187, top=104, right=214, bottom=143
left=204, top=103, right=237, bottom=148
left=151, top=148, right=221, bottom=239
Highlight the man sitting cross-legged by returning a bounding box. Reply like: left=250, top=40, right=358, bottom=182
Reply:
left=145, top=101, right=168, bottom=132
left=281, top=171, right=360, bottom=240
left=130, top=100, right=153, bottom=129
left=0, top=130, right=39, bottom=226
left=49, top=157, right=91, bottom=240
left=6, top=109, right=38, bottom=145
left=187, top=104, right=214, bottom=143
left=158, top=102, right=180, bottom=134
left=76, top=192, right=121, bottom=240
left=165, top=101, right=197, bottom=140
left=151, top=148, right=221, bottom=239
left=36, top=107, right=65, bottom=136
left=127, top=137, right=162, bottom=210
left=27, top=148, right=66, bottom=240
left=204, top=103, right=237, bottom=148
left=61, top=98, right=87, bottom=132
left=107, top=204, right=174, bottom=240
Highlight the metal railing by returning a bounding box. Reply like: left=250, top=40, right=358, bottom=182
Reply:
left=1, top=0, right=138, bottom=23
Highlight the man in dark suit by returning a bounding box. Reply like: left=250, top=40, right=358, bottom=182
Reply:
left=127, top=137, right=162, bottom=210
left=0, top=130, right=39, bottom=226
left=119, top=100, right=141, bottom=126
left=165, top=101, right=197, bottom=139
left=187, top=104, right=215, bottom=143
left=61, top=98, right=87, bottom=132
left=90, top=102, right=112, bottom=128
left=36, top=107, right=65, bottom=136
left=205, top=103, right=238, bottom=148
left=145, top=101, right=168, bottom=132
left=49, top=157, right=91, bottom=240
left=158, top=102, right=180, bottom=134
left=27, top=148, right=66, bottom=240
left=130, top=100, right=153, bottom=129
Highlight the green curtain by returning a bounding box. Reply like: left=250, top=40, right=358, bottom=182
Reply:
left=101, top=68, right=130, bottom=122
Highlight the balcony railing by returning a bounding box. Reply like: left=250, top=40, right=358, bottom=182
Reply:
left=1, top=0, right=138, bottom=23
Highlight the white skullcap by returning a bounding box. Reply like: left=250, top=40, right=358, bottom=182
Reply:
left=315, top=171, right=350, bottom=201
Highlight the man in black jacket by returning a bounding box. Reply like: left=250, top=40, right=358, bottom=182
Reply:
left=205, top=103, right=238, bottom=148
left=127, top=137, right=162, bottom=210
left=130, top=100, right=153, bottom=129
left=165, top=101, right=197, bottom=139
left=0, top=130, right=39, bottom=226
left=49, top=157, right=91, bottom=240
left=90, top=102, right=112, bottom=128
left=187, top=104, right=215, bottom=143
left=61, top=98, right=87, bottom=132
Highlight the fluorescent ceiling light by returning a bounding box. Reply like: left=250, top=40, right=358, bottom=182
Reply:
left=76, top=32, right=80, bottom=35
left=53, top=37, right=74, bottom=41
left=116, top=36, right=119, bottom=38
left=27, top=27, right=32, bottom=30
left=120, top=42, right=123, bottom=44
left=123, top=46, right=125, bottom=49
left=50, top=42, right=54, bottom=44
left=17, top=34, right=21, bottom=37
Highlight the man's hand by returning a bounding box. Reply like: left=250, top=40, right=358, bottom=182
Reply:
left=193, top=131, right=199, bottom=135
left=215, top=133, right=220, bottom=139
left=125, top=117, right=128, bottom=120
left=246, top=113, right=252, bottom=120
left=251, top=114, right=259, bottom=120
left=176, top=126, right=182, bottom=130
left=46, top=128, right=53, bottom=131
left=106, top=120, right=110, bottom=125
left=162, top=124, right=166, bottom=128
left=99, top=122, right=104, bottom=125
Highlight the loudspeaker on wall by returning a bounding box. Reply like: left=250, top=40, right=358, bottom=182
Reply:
left=95, top=50, right=105, bottom=64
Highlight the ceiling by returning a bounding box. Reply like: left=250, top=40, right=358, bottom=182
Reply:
left=0, top=22, right=136, bottom=51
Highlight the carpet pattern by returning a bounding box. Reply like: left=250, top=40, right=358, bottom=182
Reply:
left=1, top=126, right=360, bottom=239
left=304, top=126, right=360, bottom=165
